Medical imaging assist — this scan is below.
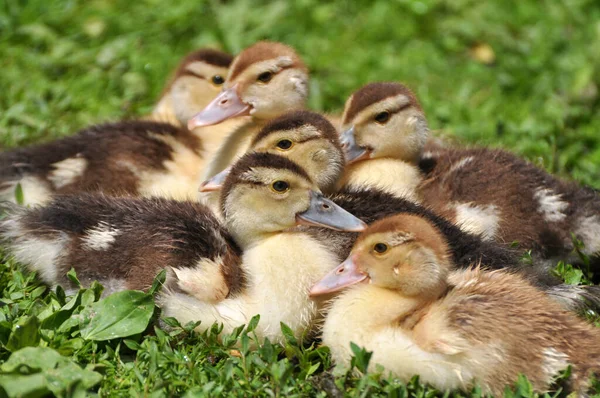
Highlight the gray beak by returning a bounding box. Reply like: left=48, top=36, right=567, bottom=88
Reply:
left=340, top=126, right=369, bottom=164
left=296, top=191, right=367, bottom=232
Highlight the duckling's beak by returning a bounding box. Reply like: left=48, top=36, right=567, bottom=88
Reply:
left=187, top=85, right=251, bottom=129
left=296, top=192, right=367, bottom=232
left=309, top=255, right=368, bottom=296
left=340, top=126, right=370, bottom=164
left=199, top=167, right=231, bottom=192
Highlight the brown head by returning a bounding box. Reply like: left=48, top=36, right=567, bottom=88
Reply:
left=310, top=214, right=451, bottom=298
left=218, top=152, right=365, bottom=247
left=340, top=82, right=428, bottom=164
left=154, top=48, right=233, bottom=125
left=201, top=111, right=344, bottom=193
left=188, top=41, right=309, bottom=128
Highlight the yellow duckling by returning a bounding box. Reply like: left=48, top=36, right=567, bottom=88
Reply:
left=311, top=214, right=600, bottom=396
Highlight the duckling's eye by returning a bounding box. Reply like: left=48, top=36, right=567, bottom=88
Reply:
left=257, top=71, right=273, bottom=83
left=276, top=139, right=293, bottom=150
left=271, top=180, right=290, bottom=193
left=373, top=243, right=389, bottom=254
left=374, top=111, right=390, bottom=124
left=211, top=75, right=225, bottom=85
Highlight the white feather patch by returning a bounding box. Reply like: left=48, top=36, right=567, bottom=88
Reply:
left=534, top=188, right=568, bottom=222
left=454, top=203, right=500, bottom=241
left=48, top=156, right=88, bottom=189
left=81, top=222, right=121, bottom=251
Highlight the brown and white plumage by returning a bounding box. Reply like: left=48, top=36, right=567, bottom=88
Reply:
left=0, top=48, right=235, bottom=204
left=419, top=146, right=600, bottom=267
left=311, top=215, right=600, bottom=396
left=0, top=194, right=242, bottom=301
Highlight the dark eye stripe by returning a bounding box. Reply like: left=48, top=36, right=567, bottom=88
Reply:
left=180, top=70, right=207, bottom=80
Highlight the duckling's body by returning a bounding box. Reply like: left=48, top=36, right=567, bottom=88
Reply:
left=0, top=48, right=234, bottom=205
left=324, top=269, right=600, bottom=395
left=0, top=122, right=207, bottom=203
left=162, top=228, right=340, bottom=343
left=419, top=147, right=600, bottom=264
left=312, top=215, right=600, bottom=396
left=0, top=193, right=242, bottom=301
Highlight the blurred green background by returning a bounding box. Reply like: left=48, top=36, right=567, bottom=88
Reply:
left=1, top=0, right=599, bottom=187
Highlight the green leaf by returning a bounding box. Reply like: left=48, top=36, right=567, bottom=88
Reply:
left=0, top=347, right=102, bottom=397
left=280, top=322, right=297, bottom=346
left=79, top=290, right=154, bottom=341
left=246, top=314, right=260, bottom=333
left=350, top=342, right=372, bottom=374
left=0, top=373, right=48, bottom=398
left=148, top=269, right=167, bottom=296
left=14, top=183, right=24, bottom=205
left=66, top=268, right=82, bottom=289
left=1, top=346, right=63, bottom=372
left=6, top=316, right=40, bottom=352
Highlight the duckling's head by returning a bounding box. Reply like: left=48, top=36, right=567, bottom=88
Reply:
left=220, top=152, right=365, bottom=247
left=155, top=48, right=233, bottom=125
left=310, top=214, right=451, bottom=297
left=200, top=110, right=344, bottom=193
left=188, top=41, right=309, bottom=128
left=249, top=110, right=344, bottom=191
left=340, top=82, right=428, bottom=164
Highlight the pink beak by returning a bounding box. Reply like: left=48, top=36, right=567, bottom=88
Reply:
left=187, top=85, right=251, bottom=129
left=198, top=167, right=231, bottom=192
left=309, top=255, right=368, bottom=296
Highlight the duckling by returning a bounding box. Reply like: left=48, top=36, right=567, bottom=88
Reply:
left=338, top=82, right=600, bottom=268
left=160, top=152, right=367, bottom=344
left=150, top=48, right=233, bottom=126
left=418, top=147, right=600, bottom=267
left=201, top=110, right=345, bottom=195
left=336, top=82, right=428, bottom=202
left=310, top=214, right=600, bottom=396
left=0, top=194, right=242, bottom=302
left=0, top=48, right=235, bottom=205
left=1, top=152, right=366, bottom=344
left=188, top=41, right=310, bottom=182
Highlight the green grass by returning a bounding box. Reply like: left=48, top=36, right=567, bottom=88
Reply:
left=1, top=0, right=600, bottom=396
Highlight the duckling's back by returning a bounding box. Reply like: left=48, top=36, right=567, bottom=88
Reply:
left=0, top=193, right=243, bottom=297
left=0, top=121, right=203, bottom=205
left=429, top=268, right=600, bottom=394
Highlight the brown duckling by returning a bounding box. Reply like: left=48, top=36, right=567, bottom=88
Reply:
left=1, top=152, right=366, bottom=344
left=419, top=147, right=600, bottom=266
left=339, top=82, right=600, bottom=268
left=311, top=214, right=600, bottom=396
left=0, top=48, right=234, bottom=205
